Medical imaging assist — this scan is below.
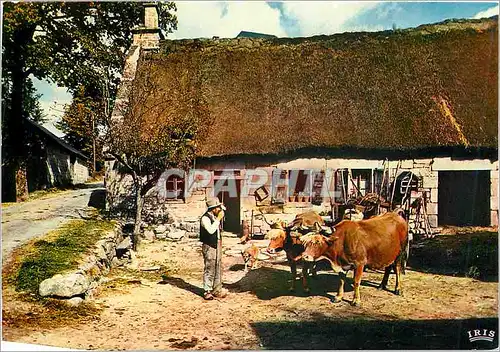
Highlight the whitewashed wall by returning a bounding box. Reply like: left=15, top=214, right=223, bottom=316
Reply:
left=106, top=156, right=498, bottom=230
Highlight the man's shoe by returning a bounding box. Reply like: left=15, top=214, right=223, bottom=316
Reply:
left=203, top=292, right=214, bottom=300
left=213, top=288, right=228, bottom=298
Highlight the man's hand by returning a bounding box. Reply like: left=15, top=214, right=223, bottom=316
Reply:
left=217, top=210, right=225, bottom=220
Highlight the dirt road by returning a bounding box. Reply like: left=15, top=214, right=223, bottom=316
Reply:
left=1, top=183, right=104, bottom=261
left=3, top=233, right=498, bottom=350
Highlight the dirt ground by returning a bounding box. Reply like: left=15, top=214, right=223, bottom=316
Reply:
left=2, top=231, right=498, bottom=350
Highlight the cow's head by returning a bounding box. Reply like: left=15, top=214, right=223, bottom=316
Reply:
left=343, top=208, right=364, bottom=221
left=266, top=228, right=286, bottom=254
left=300, top=233, right=337, bottom=262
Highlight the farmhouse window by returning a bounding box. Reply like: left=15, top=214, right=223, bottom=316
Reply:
left=351, top=169, right=372, bottom=196
left=311, top=170, right=325, bottom=205
left=288, top=169, right=311, bottom=201
left=373, top=169, right=385, bottom=197
left=271, top=169, right=288, bottom=204
left=334, top=169, right=349, bottom=203
left=166, top=174, right=185, bottom=200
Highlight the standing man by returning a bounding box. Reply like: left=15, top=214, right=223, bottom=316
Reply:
left=200, top=197, right=229, bottom=300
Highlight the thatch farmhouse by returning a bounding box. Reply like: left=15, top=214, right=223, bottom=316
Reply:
left=106, top=5, right=498, bottom=235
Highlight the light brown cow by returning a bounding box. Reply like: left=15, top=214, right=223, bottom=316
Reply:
left=300, top=211, right=409, bottom=306
left=266, top=211, right=326, bottom=292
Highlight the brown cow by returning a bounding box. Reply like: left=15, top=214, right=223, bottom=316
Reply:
left=266, top=211, right=326, bottom=292
left=300, top=211, right=408, bottom=306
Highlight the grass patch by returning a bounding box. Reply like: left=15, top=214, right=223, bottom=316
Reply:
left=2, top=296, right=102, bottom=332
left=27, top=187, right=70, bottom=201
left=3, top=219, right=115, bottom=296
left=2, top=202, right=17, bottom=208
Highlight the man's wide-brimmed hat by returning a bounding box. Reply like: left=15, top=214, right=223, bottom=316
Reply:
left=206, top=197, right=226, bottom=210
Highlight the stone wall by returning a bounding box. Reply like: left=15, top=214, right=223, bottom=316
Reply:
left=72, top=157, right=90, bottom=185
left=46, top=144, right=72, bottom=187
left=106, top=156, right=498, bottom=238
left=43, top=145, right=89, bottom=188
left=39, top=222, right=130, bottom=303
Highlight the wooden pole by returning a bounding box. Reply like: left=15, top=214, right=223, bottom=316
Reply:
left=390, top=160, right=401, bottom=209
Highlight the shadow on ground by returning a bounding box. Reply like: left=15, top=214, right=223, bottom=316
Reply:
left=408, top=231, right=498, bottom=282
left=158, top=276, right=204, bottom=297
left=224, top=266, right=357, bottom=301
left=88, top=189, right=106, bottom=209
left=251, top=316, right=498, bottom=349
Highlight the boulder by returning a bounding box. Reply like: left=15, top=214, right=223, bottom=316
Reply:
left=116, top=237, right=132, bottom=258
left=143, top=229, right=155, bottom=241
left=156, top=232, right=167, bottom=240
left=154, top=224, right=167, bottom=234
left=39, top=273, right=90, bottom=298
left=167, top=230, right=186, bottom=241
left=181, top=222, right=200, bottom=233
left=65, top=297, right=84, bottom=306
left=187, top=232, right=199, bottom=239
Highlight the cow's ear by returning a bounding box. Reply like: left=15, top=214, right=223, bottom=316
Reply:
left=326, top=235, right=339, bottom=245
left=312, top=221, right=322, bottom=232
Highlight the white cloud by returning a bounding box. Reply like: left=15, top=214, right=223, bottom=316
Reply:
left=473, top=5, right=499, bottom=19
left=281, top=1, right=381, bottom=36
left=32, top=77, right=71, bottom=137
left=169, top=1, right=286, bottom=39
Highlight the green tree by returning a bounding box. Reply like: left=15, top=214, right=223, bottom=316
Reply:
left=56, top=86, right=104, bottom=173
left=2, top=1, right=177, bottom=201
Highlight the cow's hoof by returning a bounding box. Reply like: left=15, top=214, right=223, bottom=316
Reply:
left=332, top=296, right=343, bottom=304
left=304, top=288, right=311, bottom=295
left=351, top=301, right=361, bottom=307
left=395, top=289, right=402, bottom=296
left=377, top=285, right=386, bottom=291
left=289, top=287, right=295, bottom=292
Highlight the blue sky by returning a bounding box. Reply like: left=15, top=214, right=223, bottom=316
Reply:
left=35, top=1, right=499, bottom=137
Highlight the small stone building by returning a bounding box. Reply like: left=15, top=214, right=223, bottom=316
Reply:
left=2, top=120, right=90, bottom=201
left=106, top=6, right=498, bottom=235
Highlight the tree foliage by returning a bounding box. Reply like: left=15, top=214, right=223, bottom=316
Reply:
left=1, top=1, right=177, bottom=198
left=107, top=56, right=210, bottom=249
left=56, top=86, right=105, bottom=172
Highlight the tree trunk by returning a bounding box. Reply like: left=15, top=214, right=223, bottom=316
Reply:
left=132, top=177, right=143, bottom=251
left=5, top=25, right=36, bottom=201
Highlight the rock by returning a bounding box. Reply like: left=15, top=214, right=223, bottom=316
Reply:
left=187, top=232, right=199, bottom=239
left=111, top=257, right=123, bottom=267
left=180, top=221, right=200, bottom=233
left=143, top=229, right=155, bottom=241
left=154, top=224, right=167, bottom=234
left=156, top=232, right=167, bottom=240
left=65, top=297, right=84, bottom=306
left=167, top=230, right=186, bottom=241
left=116, top=237, right=132, bottom=258
left=39, top=273, right=90, bottom=298
left=95, top=245, right=108, bottom=262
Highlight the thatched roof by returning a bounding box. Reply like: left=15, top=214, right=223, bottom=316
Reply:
left=134, top=17, right=498, bottom=158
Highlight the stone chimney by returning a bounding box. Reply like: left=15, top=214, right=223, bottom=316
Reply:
left=132, top=2, right=161, bottom=49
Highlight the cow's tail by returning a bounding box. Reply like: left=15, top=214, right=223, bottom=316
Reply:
left=394, top=207, right=409, bottom=275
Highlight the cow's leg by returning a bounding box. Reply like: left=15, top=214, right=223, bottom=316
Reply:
left=352, top=265, right=364, bottom=306
left=394, top=262, right=402, bottom=296
left=378, top=265, right=391, bottom=291
left=333, top=270, right=347, bottom=303
left=288, top=260, right=297, bottom=292
left=302, top=261, right=311, bottom=294
left=311, top=262, right=318, bottom=277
